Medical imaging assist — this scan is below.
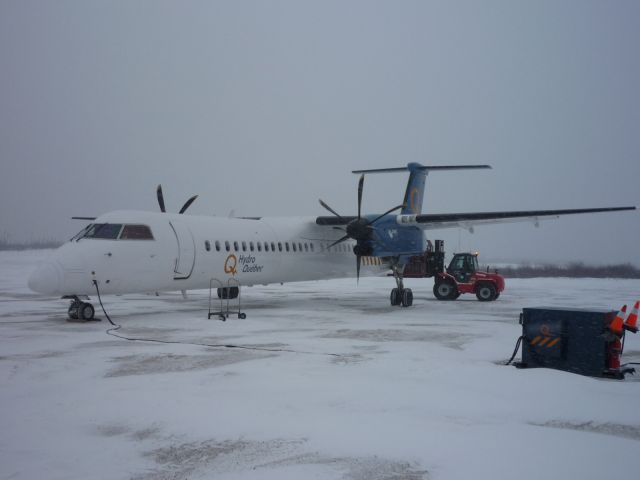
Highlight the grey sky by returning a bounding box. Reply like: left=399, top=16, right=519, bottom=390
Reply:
left=1, top=0, right=638, bottom=264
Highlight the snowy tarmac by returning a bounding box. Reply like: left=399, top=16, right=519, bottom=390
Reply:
left=1, top=250, right=640, bottom=480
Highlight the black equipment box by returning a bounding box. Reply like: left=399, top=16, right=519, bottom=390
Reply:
left=517, top=307, right=617, bottom=377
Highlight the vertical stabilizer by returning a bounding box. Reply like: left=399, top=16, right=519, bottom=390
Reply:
left=402, top=163, right=428, bottom=215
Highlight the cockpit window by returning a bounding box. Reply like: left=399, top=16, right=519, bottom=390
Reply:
left=71, top=224, right=92, bottom=241
left=83, top=223, right=123, bottom=239
left=120, top=224, right=154, bottom=240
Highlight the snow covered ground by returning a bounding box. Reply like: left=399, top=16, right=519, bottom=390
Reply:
left=1, top=250, right=639, bottom=480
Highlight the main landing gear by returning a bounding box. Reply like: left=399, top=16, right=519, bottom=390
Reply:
left=389, top=265, right=413, bottom=307
left=66, top=296, right=96, bottom=321
left=217, top=287, right=239, bottom=300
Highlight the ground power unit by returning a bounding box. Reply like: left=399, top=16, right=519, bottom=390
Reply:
left=514, top=307, right=634, bottom=379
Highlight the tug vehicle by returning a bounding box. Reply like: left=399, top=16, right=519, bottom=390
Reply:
left=403, top=240, right=505, bottom=301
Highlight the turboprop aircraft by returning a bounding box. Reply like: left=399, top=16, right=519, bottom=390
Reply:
left=28, top=163, right=635, bottom=320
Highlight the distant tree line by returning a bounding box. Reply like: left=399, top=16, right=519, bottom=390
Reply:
left=495, top=262, right=640, bottom=279
left=0, top=235, right=61, bottom=251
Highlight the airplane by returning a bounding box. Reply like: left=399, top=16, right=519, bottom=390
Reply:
left=28, top=163, right=636, bottom=320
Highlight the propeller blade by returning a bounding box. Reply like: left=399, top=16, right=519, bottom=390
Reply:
left=369, top=204, right=406, bottom=225
left=319, top=199, right=343, bottom=219
left=179, top=195, right=198, bottom=214
left=356, top=254, right=361, bottom=284
left=328, top=235, right=350, bottom=249
left=332, top=227, right=346, bottom=232
left=357, top=174, right=364, bottom=219
left=156, top=185, right=166, bottom=213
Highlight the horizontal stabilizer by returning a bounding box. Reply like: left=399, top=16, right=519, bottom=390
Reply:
left=352, top=165, right=492, bottom=174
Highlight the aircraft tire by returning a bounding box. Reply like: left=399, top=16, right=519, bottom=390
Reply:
left=390, top=288, right=401, bottom=306
left=217, top=287, right=239, bottom=299
left=401, top=288, right=413, bottom=307
left=79, top=302, right=95, bottom=321
left=433, top=281, right=457, bottom=300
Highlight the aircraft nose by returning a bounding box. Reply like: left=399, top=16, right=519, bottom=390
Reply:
left=28, top=262, right=62, bottom=295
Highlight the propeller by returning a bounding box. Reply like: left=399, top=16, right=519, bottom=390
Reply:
left=156, top=185, right=198, bottom=214
left=319, top=174, right=405, bottom=282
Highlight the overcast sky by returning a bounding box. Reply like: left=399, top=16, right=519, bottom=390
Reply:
left=1, top=0, right=638, bottom=264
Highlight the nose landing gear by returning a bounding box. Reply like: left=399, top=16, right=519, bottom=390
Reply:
left=66, top=296, right=96, bottom=321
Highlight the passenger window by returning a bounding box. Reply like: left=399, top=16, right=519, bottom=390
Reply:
left=292, top=243, right=297, bottom=252
left=250, top=242, right=254, bottom=252
left=304, top=243, right=309, bottom=252
left=215, top=241, right=221, bottom=251
left=278, top=242, right=283, bottom=252
left=242, top=241, right=247, bottom=252
left=120, top=224, right=154, bottom=240
left=310, top=243, right=314, bottom=252
left=264, top=242, right=269, bottom=252
left=233, top=241, right=239, bottom=251
left=257, top=242, right=262, bottom=252
left=285, top=242, right=290, bottom=252
left=225, top=241, right=230, bottom=252
left=205, top=240, right=211, bottom=252
left=271, top=242, right=276, bottom=252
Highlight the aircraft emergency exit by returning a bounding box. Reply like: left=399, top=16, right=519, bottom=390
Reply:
left=28, top=163, right=636, bottom=320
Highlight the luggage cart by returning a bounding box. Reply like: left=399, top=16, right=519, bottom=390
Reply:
left=208, top=278, right=246, bottom=321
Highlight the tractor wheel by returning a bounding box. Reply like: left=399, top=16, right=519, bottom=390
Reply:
left=433, top=281, right=457, bottom=300
left=475, top=283, right=497, bottom=302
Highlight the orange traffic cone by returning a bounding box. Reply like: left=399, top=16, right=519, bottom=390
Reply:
left=610, top=305, right=627, bottom=335
left=624, top=301, right=639, bottom=333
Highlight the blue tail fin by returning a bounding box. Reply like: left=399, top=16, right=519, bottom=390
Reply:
left=352, top=163, right=492, bottom=215
left=402, top=162, right=427, bottom=215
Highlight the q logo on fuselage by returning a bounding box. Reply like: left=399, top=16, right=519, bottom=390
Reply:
left=224, top=254, right=237, bottom=275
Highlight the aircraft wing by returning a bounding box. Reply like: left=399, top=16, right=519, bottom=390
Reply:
left=316, top=216, right=358, bottom=226
left=396, top=206, right=636, bottom=230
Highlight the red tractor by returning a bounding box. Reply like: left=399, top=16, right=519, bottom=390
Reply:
left=403, top=240, right=505, bottom=301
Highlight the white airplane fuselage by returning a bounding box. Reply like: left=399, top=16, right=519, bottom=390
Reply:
left=28, top=210, right=388, bottom=297
left=27, top=163, right=636, bottom=303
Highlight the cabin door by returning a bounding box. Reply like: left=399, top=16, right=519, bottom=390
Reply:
left=169, top=220, right=195, bottom=280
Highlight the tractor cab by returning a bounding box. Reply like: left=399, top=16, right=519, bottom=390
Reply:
left=447, top=253, right=479, bottom=283
left=402, top=240, right=505, bottom=301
